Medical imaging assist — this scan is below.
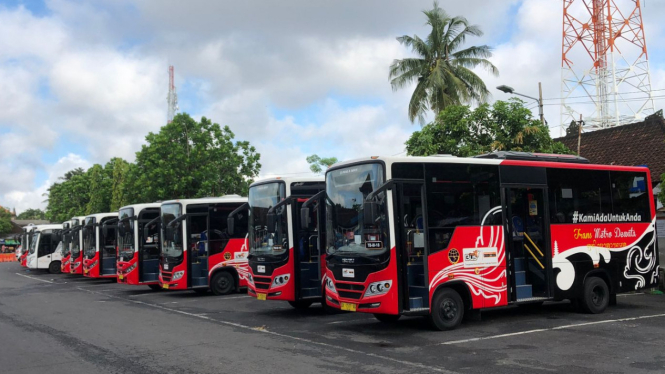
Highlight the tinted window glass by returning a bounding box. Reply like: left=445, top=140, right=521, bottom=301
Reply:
left=610, top=171, right=650, bottom=222
left=547, top=168, right=612, bottom=223
left=425, top=163, right=501, bottom=253
left=392, top=163, right=424, bottom=179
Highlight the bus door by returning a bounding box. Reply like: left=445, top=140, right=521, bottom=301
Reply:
left=187, top=212, right=209, bottom=288
left=37, top=232, right=54, bottom=268
left=505, top=187, right=551, bottom=301
left=140, top=216, right=160, bottom=283
left=294, top=197, right=324, bottom=299
left=394, top=181, right=428, bottom=311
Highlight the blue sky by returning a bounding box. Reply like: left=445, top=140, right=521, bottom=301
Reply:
left=1, top=0, right=664, bottom=213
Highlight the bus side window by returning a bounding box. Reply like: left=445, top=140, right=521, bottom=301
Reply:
left=38, top=234, right=52, bottom=256
left=424, top=163, right=501, bottom=254
left=547, top=169, right=612, bottom=223
left=610, top=171, right=651, bottom=222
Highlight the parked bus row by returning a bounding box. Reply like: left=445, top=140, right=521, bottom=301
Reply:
left=15, top=152, right=661, bottom=330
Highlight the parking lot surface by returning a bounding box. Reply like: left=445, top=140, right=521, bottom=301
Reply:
left=2, top=262, right=664, bottom=374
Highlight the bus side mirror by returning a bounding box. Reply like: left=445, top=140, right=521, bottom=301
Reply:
left=102, top=225, right=108, bottom=238
left=227, top=217, right=235, bottom=236
left=267, top=212, right=276, bottom=233
left=143, top=226, right=150, bottom=241
left=300, top=207, right=310, bottom=229
left=363, top=200, right=379, bottom=226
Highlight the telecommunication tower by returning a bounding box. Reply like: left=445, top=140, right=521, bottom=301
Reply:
left=561, top=0, right=654, bottom=133
left=167, top=65, right=179, bottom=124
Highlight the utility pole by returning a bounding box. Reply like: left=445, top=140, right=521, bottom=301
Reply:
left=538, top=82, right=545, bottom=125
left=577, top=114, right=583, bottom=156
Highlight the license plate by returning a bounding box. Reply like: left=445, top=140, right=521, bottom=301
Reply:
left=118, top=274, right=123, bottom=280
left=84, top=269, right=88, bottom=274
left=340, top=302, right=357, bottom=312
left=257, top=293, right=267, bottom=300
left=162, top=284, right=169, bottom=290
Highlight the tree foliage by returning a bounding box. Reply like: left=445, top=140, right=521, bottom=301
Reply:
left=16, top=208, right=46, bottom=220
left=405, top=99, right=572, bottom=157
left=306, top=154, right=338, bottom=174
left=133, top=113, right=261, bottom=201
left=44, top=113, right=261, bottom=221
left=0, top=207, right=12, bottom=235
left=389, top=1, right=498, bottom=124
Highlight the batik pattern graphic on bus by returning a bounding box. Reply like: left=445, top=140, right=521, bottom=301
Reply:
left=552, top=218, right=659, bottom=291
left=429, top=206, right=507, bottom=308
left=207, top=235, right=250, bottom=282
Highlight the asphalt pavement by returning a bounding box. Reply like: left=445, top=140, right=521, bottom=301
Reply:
left=2, top=262, right=665, bottom=374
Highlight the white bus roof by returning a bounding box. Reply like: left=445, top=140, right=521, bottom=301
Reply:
left=33, top=224, right=64, bottom=231
left=84, top=212, right=118, bottom=221
left=250, top=176, right=324, bottom=187
left=328, top=155, right=502, bottom=170
left=119, top=203, right=161, bottom=213
left=161, top=195, right=248, bottom=207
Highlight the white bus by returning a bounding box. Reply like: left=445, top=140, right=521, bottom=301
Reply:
left=26, top=224, right=65, bottom=273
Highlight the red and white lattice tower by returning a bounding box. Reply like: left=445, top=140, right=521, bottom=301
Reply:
left=561, top=0, right=654, bottom=132
left=167, top=65, right=179, bottom=124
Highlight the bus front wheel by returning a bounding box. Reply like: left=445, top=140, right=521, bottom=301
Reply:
left=211, top=272, right=235, bottom=295
left=48, top=261, right=61, bottom=274
left=429, top=288, right=464, bottom=331
left=580, top=276, right=609, bottom=314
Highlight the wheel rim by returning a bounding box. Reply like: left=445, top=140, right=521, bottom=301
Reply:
left=217, top=276, right=230, bottom=292
left=591, top=285, right=605, bottom=307
left=439, top=298, right=458, bottom=321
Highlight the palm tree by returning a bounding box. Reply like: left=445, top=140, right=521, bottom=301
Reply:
left=389, top=2, right=499, bottom=124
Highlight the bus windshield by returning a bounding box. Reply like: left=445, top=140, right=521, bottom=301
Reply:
left=29, top=232, right=39, bottom=254
left=161, top=203, right=183, bottom=260
left=118, top=208, right=134, bottom=259
left=326, top=163, right=389, bottom=257
left=83, top=219, right=96, bottom=258
left=61, top=232, right=71, bottom=257
left=248, top=182, right=288, bottom=256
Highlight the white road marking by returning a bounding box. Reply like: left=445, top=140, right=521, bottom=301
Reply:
left=438, top=313, right=665, bottom=345
left=327, top=318, right=374, bottom=325
left=15, top=273, right=53, bottom=284
left=219, top=295, right=251, bottom=300
left=77, top=288, right=459, bottom=374
left=617, top=292, right=644, bottom=297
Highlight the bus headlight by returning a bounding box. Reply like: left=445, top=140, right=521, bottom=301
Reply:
left=125, top=262, right=137, bottom=274
left=364, top=280, right=392, bottom=297
left=271, top=274, right=290, bottom=288
left=172, top=271, right=185, bottom=281
left=90, top=260, right=98, bottom=269
left=325, top=277, right=337, bottom=294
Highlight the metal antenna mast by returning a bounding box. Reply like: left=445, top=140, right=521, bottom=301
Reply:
left=167, top=65, right=179, bottom=124
left=561, top=0, right=654, bottom=134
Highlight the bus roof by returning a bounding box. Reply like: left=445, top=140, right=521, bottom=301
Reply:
left=84, top=212, right=118, bottom=221
left=161, top=195, right=248, bottom=207
left=119, top=202, right=161, bottom=213
left=33, top=224, right=64, bottom=231
left=250, top=176, right=324, bottom=187
left=327, top=154, right=651, bottom=173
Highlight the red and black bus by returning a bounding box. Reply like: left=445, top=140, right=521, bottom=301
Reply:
left=229, top=177, right=328, bottom=309
left=116, top=203, right=162, bottom=289
left=82, top=212, right=119, bottom=279
left=159, top=196, right=249, bottom=295
left=323, top=152, right=659, bottom=330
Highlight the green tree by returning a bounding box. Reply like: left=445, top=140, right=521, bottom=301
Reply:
left=406, top=99, right=572, bottom=157
left=133, top=113, right=261, bottom=201
left=16, top=208, right=46, bottom=220
left=389, top=1, right=498, bottom=124
left=306, top=154, right=338, bottom=174
left=85, top=164, right=112, bottom=214
left=110, top=158, right=133, bottom=211
left=0, top=207, right=12, bottom=235
left=45, top=171, right=91, bottom=222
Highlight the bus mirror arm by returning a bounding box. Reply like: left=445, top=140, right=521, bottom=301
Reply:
left=102, top=218, right=119, bottom=238
left=363, top=200, right=380, bottom=226
left=167, top=214, right=187, bottom=228
left=300, top=190, right=326, bottom=229
left=227, top=202, right=249, bottom=236
left=266, top=197, right=293, bottom=234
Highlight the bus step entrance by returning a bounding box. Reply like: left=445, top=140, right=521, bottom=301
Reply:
left=409, top=297, right=424, bottom=309
left=408, top=286, right=428, bottom=309
left=514, top=257, right=534, bottom=300
left=300, top=287, right=320, bottom=298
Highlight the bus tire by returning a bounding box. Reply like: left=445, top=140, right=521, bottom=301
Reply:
left=48, top=261, right=61, bottom=274
left=211, top=271, right=234, bottom=295
left=288, top=300, right=313, bottom=309
left=429, top=288, right=464, bottom=331
left=148, top=284, right=162, bottom=291
left=581, top=276, right=609, bottom=314
left=374, top=313, right=401, bottom=323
